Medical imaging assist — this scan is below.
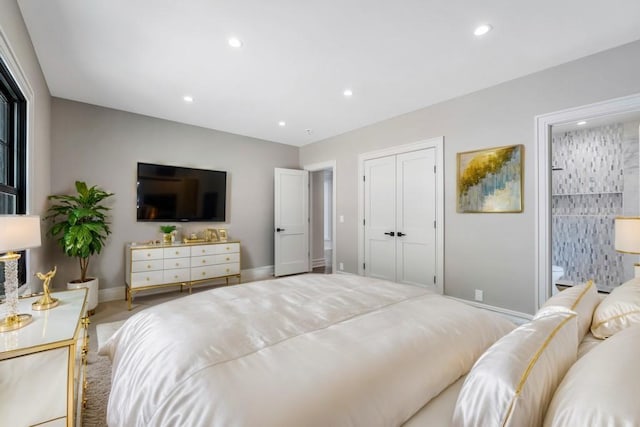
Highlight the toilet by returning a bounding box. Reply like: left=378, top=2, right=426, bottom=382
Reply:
left=551, top=265, right=565, bottom=295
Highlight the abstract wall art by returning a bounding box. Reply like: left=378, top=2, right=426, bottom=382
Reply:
left=457, top=144, right=524, bottom=213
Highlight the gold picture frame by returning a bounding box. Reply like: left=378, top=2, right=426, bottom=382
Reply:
left=205, top=228, right=219, bottom=242
left=217, top=229, right=228, bottom=242
left=456, top=144, right=524, bottom=213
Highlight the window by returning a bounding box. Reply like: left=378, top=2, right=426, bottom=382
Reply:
left=0, top=56, right=27, bottom=293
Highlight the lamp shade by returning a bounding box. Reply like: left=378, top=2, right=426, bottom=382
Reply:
left=0, top=215, right=41, bottom=253
left=614, top=216, right=640, bottom=254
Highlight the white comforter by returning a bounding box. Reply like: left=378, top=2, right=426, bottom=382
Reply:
left=102, top=274, right=514, bottom=427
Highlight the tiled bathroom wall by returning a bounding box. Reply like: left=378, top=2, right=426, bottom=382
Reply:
left=551, top=124, right=627, bottom=289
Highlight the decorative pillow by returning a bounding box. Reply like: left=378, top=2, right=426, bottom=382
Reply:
left=591, top=277, right=640, bottom=339
left=534, top=280, right=599, bottom=341
left=544, top=324, right=640, bottom=426
left=452, top=312, right=578, bottom=427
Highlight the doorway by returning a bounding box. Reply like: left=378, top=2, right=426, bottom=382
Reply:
left=535, top=93, right=640, bottom=308
left=304, top=161, right=337, bottom=275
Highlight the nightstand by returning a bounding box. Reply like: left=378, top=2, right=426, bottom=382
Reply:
left=0, top=288, right=88, bottom=426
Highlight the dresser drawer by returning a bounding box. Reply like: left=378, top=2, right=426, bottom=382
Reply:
left=215, top=243, right=240, bottom=254
left=191, top=265, right=218, bottom=281
left=132, top=259, right=164, bottom=273
left=164, top=257, right=190, bottom=270
left=213, top=253, right=240, bottom=265
left=163, top=268, right=190, bottom=283
left=131, top=248, right=163, bottom=261
left=164, top=247, right=191, bottom=259
left=191, top=256, right=216, bottom=267
left=191, top=245, right=217, bottom=256
left=215, top=262, right=240, bottom=276
left=131, top=271, right=164, bottom=288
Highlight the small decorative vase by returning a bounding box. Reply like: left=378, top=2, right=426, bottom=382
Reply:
left=163, top=233, right=172, bottom=244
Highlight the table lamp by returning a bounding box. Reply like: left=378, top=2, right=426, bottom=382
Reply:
left=0, top=215, right=41, bottom=332
left=614, top=216, right=640, bottom=278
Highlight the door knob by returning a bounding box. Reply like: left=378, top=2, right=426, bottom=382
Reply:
left=384, top=231, right=395, bottom=236
left=397, top=232, right=406, bottom=237
left=276, top=228, right=285, bottom=232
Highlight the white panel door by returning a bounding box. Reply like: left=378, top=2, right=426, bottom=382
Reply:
left=396, top=149, right=437, bottom=287
left=274, top=168, right=310, bottom=276
left=364, top=156, right=397, bottom=281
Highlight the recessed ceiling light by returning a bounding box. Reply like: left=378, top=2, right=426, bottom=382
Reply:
left=343, top=89, right=353, bottom=97
left=577, top=121, right=587, bottom=126
left=278, top=121, right=286, bottom=127
left=183, top=95, right=193, bottom=103
left=474, top=24, right=492, bottom=36
left=228, top=37, right=243, bottom=48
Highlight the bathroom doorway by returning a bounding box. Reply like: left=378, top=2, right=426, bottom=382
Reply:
left=536, top=93, right=640, bottom=308
left=551, top=114, right=640, bottom=294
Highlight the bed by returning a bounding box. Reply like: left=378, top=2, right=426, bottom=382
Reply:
left=100, top=274, right=515, bottom=426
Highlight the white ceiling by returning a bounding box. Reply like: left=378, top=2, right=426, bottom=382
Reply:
left=17, top=0, right=640, bottom=147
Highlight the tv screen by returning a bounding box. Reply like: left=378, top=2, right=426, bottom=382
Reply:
left=136, top=162, right=227, bottom=222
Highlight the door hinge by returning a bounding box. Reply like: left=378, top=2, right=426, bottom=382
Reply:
left=363, top=219, right=365, bottom=226
left=363, top=175, right=366, bottom=181
left=433, top=165, right=436, bottom=173
left=433, top=276, right=436, bottom=284
left=433, top=220, right=436, bottom=228
left=363, top=263, right=366, bottom=270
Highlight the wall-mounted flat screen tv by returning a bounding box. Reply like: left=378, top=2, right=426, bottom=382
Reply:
left=136, top=162, right=227, bottom=222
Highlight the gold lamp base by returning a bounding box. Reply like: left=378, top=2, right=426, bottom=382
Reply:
left=32, top=294, right=59, bottom=311
left=0, top=313, right=33, bottom=332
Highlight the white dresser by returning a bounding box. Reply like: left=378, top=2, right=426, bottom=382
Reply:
left=125, top=241, right=241, bottom=309
left=0, top=288, right=89, bottom=427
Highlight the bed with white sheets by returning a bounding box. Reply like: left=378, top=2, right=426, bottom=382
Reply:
left=101, top=274, right=514, bottom=426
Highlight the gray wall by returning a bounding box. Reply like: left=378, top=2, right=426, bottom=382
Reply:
left=299, top=40, right=640, bottom=314
left=50, top=98, right=299, bottom=290
left=0, top=0, right=52, bottom=288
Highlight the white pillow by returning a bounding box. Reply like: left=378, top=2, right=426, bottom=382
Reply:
left=535, top=280, right=599, bottom=341
left=544, top=324, right=640, bottom=426
left=591, top=277, right=640, bottom=339
left=452, top=312, right=578, bottom=427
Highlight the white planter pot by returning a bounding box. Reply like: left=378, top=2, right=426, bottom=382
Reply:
left=67, top=277, right=99, bottom=315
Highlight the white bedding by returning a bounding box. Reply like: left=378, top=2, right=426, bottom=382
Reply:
left=101, top=274, right=514, bottom=427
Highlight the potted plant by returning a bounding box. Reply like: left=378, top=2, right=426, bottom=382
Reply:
left=46, top=181, right=114, bottom=314
left=160, top=225, right=177, bottom=243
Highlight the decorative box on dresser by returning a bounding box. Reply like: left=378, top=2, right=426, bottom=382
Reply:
left=125, top=241, right=241, bottom=309
left=0, top=288, right=89, bottom=427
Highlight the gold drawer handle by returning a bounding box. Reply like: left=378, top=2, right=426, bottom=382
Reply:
left=147, top=264, right=151, bottom=269
left=202, top=272, right=206, bottom=276
left=226, top=247, right=230, bottom=251
left=202, top=259, right=206, bottom=264
left=147, top=253, right=151, bottom=257
left=226, top=257, right=230, bottom=261
left=175, top=251, right=180, bottom=255
left=146, top=277, right=150, bottom=281
left=202, top=249, right=206, bottom=253
left=175, top=263, right=179, bottom=267
left=226, top=268, right=230, bottom=272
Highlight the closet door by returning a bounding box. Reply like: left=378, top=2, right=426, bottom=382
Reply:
left=363, top=148, right=437, bottom=287
left=363, top=156, right=396, bottom=281
left=396, top=149, right=436, bottom=287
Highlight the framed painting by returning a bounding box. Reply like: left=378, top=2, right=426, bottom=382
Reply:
left=457, top=144, right=524, bottom=213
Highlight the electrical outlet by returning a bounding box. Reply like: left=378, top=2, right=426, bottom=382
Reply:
left=339, top=262, right=344, bottom=271
left=474, top=289, right=484, bottom=302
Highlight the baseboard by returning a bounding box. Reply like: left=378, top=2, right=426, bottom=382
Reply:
left=312, top=258, right=325, bottom=268
left=98, top=265, right=275, bottom=303
left=446, top=296, right=533, bottom=325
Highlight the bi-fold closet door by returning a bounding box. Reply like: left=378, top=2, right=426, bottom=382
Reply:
left=363, top=148, right=437, bottom=287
